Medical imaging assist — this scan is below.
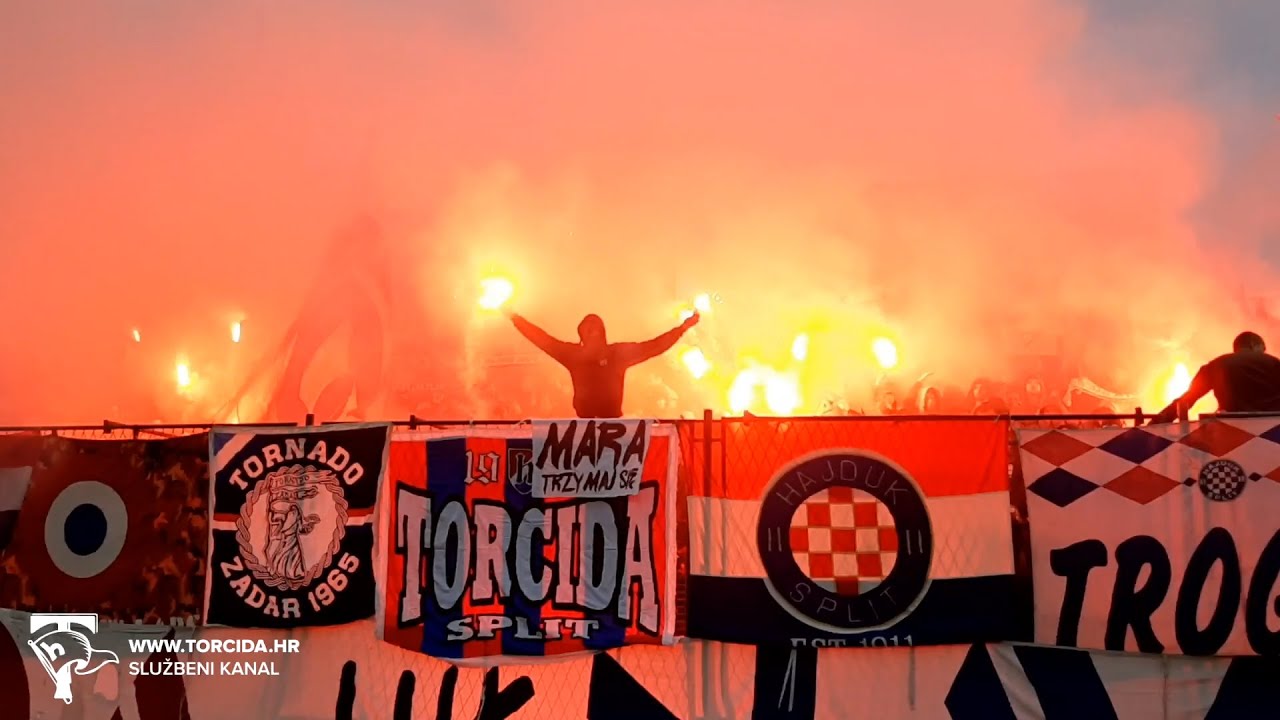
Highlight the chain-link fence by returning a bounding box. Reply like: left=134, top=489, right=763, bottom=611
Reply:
left=3, top=411, right=1263, bottom=719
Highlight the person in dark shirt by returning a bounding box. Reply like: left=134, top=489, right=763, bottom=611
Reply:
left=1150, top=331, right=1280, bottom=423
left=504, top=309, right=699, bottom=418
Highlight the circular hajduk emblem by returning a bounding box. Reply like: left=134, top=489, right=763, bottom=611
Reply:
left=757, top=450, right=933, bottom=634
left=1197, top=459, right=1248, bottom=502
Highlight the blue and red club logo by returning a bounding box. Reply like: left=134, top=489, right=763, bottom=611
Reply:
left=757, top=450, right=933, bottom=633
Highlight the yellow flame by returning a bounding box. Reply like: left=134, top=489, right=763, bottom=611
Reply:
left=176, top=362, right=191, bottom=389
left=791, top=334, right=809, bottom=362
left=765, top=372, right=801, bottom=415
left=1164, top=363, right=1191, bottom=404
left=728, top=368, right=761, bottom=414
left=694, top=293, right=712, bottom=314
left=681, top=348, right=711, bottom=379
left=478, top=276, right=514, bottom=310
left=727, top=366, right=801, bottom=415
left=230, top=321, right=242, bottom=343
left=131, top=328, right=141, bottom=343
left=872, top=337, right=898, bottom=370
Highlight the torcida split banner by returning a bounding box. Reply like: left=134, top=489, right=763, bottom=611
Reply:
left=0, top=433, right=208, bottom=624
left=379, top=426, right=682, bottom=660
left=686, top=418, right=1024, bottom=647
left=204, top=423, right=390, bottom=628
left=531, top=419, right=652, bottom=498
left=1019, top=418, right=1280, bottom=656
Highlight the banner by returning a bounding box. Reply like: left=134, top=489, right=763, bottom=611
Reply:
left=204, top=423, right=390, bottom=627
left=531, top=418, right=651, bottom=498
left=379, top=425, right=682, bottom=660
left=1019, top=418, right=1280, bottom=656
left=2, top=607, right=1267, bottom=720
left=686, top=418, right=1024, bottom=647
left=0, top=433, right=208, bottom=623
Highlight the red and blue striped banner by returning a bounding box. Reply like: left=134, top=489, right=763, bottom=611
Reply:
left=379, top=427, right=684, bottom=660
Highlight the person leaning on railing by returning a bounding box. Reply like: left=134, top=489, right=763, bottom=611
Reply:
left=1149, top=331, right=1280, bottom=424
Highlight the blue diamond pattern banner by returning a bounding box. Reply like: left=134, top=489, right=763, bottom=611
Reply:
left=1018, top=418, right=1280, bottom=656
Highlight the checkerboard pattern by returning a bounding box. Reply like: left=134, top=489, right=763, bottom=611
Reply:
left=1017, top=419, right=1280, bottom=508
left=789, top=487, right=898, bottom=595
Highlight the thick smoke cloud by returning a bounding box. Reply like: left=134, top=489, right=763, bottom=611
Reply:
left=0, top=0, right=1275, bottom=423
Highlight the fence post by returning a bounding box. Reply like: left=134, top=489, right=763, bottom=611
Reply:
left=702, top=409, right=713, bottom=498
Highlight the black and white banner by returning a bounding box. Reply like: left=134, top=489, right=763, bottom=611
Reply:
left=532, top=419, right=651, bottom=498
left=3, top=606, right=1272, bottom=719
left=203, top=423, right=390, bottom=627
left=1019, top=419, right=1280, bottom=656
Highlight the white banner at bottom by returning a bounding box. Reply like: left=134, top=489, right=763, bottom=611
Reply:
left=0, top=609, right=1261, bottom=719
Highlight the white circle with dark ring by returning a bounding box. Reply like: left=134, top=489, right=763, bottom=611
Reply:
left=44, top=481, right=129, bottom=579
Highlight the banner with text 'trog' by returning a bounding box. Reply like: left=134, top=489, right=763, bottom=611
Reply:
left=1020, top=418, right=1280, bottom=656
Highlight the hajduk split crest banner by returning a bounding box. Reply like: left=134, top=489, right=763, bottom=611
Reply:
left=685, top=418, right=1022, bottom=648
left=204, top=423, right=390, bottom=627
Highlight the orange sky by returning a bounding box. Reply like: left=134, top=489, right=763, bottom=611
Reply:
left=0, top=1, right=1276, bottom=423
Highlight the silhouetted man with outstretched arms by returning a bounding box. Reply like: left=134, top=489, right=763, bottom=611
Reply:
left=504, top=309, right=699, bottom=418
left=1150, top=331, right=1280, bottom=424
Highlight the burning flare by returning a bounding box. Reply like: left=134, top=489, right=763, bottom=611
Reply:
left=765, top=372, right=801, bottom=415
left=681, top=348, right=711, bottom=379
left=680, top=292, right=715, bottom=322
left=1164, top=363, right=1191, bottom=404
left=727, top=366, right=801, bottom=415
left=175, top=361, right=192, bottom=389
left=478, top=276, right=515, bottom=310
left=728, top=368, right=760, bottom=414
left=791, top=334, right=809, bottom=362
left=231, top=321, right=242, bottom=343
left=131, top=328, right=141, bottom=343
left=872, top=337, right=898, bottom=370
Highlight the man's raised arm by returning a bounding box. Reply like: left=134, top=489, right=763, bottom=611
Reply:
left=616, top=313, right=699, bottom=367
left=508, top=312, right=574, bottom=364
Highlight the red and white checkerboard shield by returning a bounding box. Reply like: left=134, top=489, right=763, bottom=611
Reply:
left=789, top=487, right=898, bottom=595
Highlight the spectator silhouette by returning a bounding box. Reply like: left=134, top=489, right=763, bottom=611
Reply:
left=1150, top=331, right=1280, bottom=423
left=506, top=310, right=698, bottom=418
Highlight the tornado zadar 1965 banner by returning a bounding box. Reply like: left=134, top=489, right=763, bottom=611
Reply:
left=204, top=423, right=390, bottom=628
left=1019, top=418, right=1280, bottom=656
left=379, top=425, right=683, bottom=660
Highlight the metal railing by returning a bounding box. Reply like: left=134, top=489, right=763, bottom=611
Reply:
left=4, top=407, right=1275, bottom=438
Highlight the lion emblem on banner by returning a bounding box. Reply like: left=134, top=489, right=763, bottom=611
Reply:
left=235, top=464, right=348, bottom=591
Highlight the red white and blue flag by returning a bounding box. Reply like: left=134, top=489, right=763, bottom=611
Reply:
left=685, top=418, right=1022, bottom=646
left=378, top=426, right=683, bottom=660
